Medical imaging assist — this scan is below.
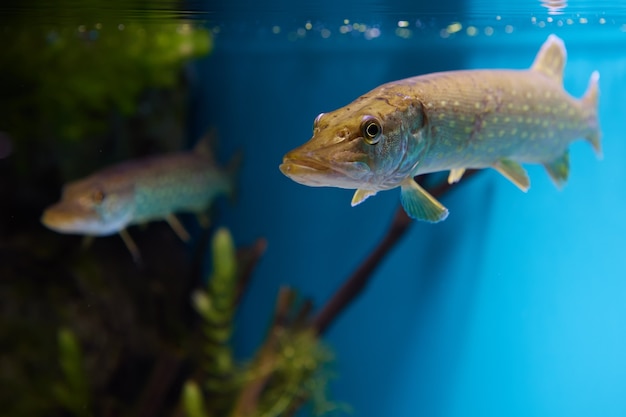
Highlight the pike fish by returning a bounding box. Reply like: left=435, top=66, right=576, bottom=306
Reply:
left=41, top=133, right=235, bottom=262
left=279, top=35, right=601, bottom=222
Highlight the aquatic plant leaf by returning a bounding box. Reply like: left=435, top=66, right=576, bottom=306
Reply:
left=182, top=381, right=209, bottom=417
left=54, top=327, right=92, bottom=416
left=0, top=0, right=213, bottom=176
left=253, top=329, right=339, bottom=417
left=212, top=228, right=237, bottom=281
left=189, top=228, right=240, bottom=415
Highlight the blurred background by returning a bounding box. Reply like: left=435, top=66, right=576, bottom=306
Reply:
left=2, top=0, right=626, bottom=416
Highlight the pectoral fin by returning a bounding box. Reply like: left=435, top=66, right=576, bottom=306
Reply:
left=351, top=189, right=377, bottom=207
left=166, top=214, right=191, bottom=242
left=493, top=159, right=530, bottom=192
left=448, top=168, right=466, bottom=184
left=543, top=151, right=569, bottom=188
left=400, top=179, right=449, bottom=222
left=119, top=229, right=142, bottom=265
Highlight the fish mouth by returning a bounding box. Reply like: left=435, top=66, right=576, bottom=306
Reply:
left=41, top=205, right=73, bottom=230
left=41, top=203, right=119, bottom=236
left=41, top=204, right=94, bottom=233
left=279, top=155, right=333, bottom=187
left=279, top=149, right=372, bottom=188
left=280, top=150, right=332, bottom=172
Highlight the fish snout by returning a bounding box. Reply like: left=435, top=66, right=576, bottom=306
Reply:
left=279, top=149, right=333, bottom=186
left=279, top=145, right=373, bottom=189
left=40, top=201, right=102, bottom=235
left=40, top=204, right=67, bottom=231
left=280, top=150, right=329, bottom=173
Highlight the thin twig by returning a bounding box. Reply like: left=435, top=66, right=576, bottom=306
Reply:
left=135, top=349, right=183, bottom=417
left=236, top=238, right=268, bottom=303
left=230, top=287, right=295, bottom=417
left=311, top=170, right=480, bottom=335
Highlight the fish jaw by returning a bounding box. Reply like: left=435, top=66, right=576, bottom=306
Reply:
left=280, top=143, right=373, bottom=190
left=41, top=201, right=132, bottom=236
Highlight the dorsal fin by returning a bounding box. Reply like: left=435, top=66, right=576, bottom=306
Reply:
left=193, top=128, right=217, bottom=162
left=530, top=34, right=567, bottom=85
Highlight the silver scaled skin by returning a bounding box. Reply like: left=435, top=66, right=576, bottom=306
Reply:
left=280, top=35, right=601, bottom=222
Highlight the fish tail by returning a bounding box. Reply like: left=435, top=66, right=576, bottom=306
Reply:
left=581, top=70, right=602, bottom=158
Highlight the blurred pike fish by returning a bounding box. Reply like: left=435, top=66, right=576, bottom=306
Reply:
left=280, top=35, right=601, bottom=222
left=41, top=132, right=236, bottom=262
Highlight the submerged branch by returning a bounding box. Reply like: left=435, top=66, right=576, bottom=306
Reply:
left=236, top=238, right=268, bottom=303
left=136, top=349, right=182, bottom=417
left=230, top=287, right=295, bottom=417
left=311, top=170, right=480, bottom=335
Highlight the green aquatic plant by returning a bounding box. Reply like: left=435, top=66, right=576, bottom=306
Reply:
left=54, top=327, right=92, bottom=417
left=0, top=0, right=212, bottom=175
left=182, top=380, right=210, bottom=417
left=1, top=0, right=211, bottom=140
left=239, top=324, right=339, bottom=417
left=189, top=227, right=239, bottom=415
left=184, top=229, right=340, bottom=417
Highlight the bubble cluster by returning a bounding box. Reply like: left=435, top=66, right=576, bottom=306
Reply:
left=208, top=10, right=625, bottom=43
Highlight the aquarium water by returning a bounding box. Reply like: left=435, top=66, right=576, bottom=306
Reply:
left=3, top=0, right=626, bottom=415
left=198, top=1, right=626, bottom=416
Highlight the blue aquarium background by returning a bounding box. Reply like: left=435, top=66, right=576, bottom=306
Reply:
left=2, top=0, right=626, bottom=415
left=197, top=1, right=626, bottom=416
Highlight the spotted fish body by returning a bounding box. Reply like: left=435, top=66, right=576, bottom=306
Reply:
left=279, top=35, right=601, bottom=222
left=41, top=134, right=234, bottom=261
left=408, top=69, right=598, bottom=175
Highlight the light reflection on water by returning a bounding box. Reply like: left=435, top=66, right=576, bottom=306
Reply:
left=541, top=0, right=568, bottom=15
left=206, top=0, right=626, bottom=46
left=2, top=0, right=626, bottom=46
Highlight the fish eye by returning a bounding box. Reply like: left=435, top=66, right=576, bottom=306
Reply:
left=360, top=116, right=382, bottom=145
left=92, top=190, right=105, bottom=203
left=313, top=113, right=324, bottom=132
